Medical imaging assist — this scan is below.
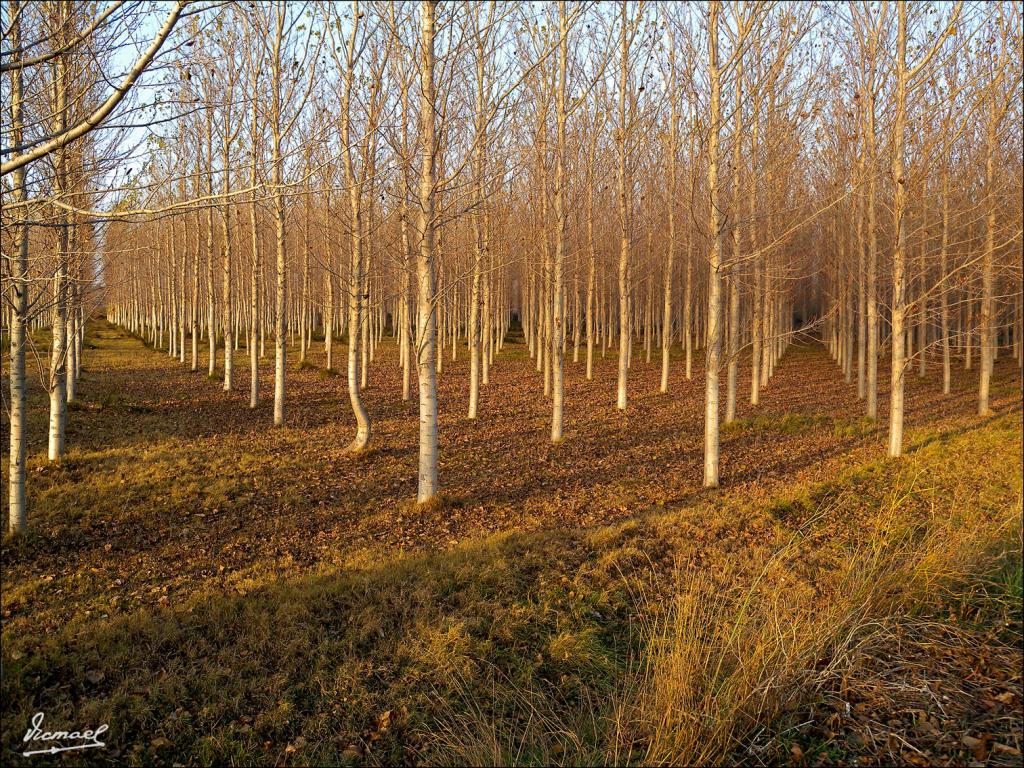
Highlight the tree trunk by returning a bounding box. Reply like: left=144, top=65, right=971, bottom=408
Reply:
left=704, top=0, right=723, bottom=488
left=725, top=52, right=743, bottom=423
left=249, top=100, right=260, bottom=408
left=7, top=0, right=29, bottom=532
left=979, top=85, right=998, bottom=416
left=551, top=1, right=568, bottom=441
left=272, top=136, right=286, bottom=425
left=341, top=26, right=371, bottom=450
left=615, top=0, right=630, bottom=411
left=48, top=5, right=69, bottom=462
left=415, top=0, right=439, bottom=503
left=661, top=38, right=678, bottom=395
left=865, top=49, right=879, bottom=419
left=468, top=28, right=486, bottom=419
left=887, top=5, right=909, bottom=458
left=940, top=161, right=951, bottom=395
left=222, top=130, right=234, bottom=390
left=206, top=110, right=217, bottom=379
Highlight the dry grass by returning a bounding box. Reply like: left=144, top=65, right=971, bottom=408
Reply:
left=619, top=488, right=1022, bottom=766
left=424, top=428, right=1023, bottom=767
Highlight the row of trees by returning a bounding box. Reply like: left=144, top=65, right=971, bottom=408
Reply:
left=4, top=1, right=1023, bottom=534
left=3, top=0, right=190, bottom=532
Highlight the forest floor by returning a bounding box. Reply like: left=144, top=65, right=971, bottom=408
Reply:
left=2, top=321, right=1022, bottom=766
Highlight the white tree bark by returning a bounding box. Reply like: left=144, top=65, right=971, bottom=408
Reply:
left=615, top=0, right=630, bottom=411
left=415, top=0, right=440, bottom=503
left=271, top=9, right=286, bottom=427
left=47, top=3, right=69, bottom=462
left=551, top=1, right=568, bottom=441
left=248, top=91, right=261, bottom=409
left=979, top=74, right=1000, bottom=416
left=7, top=0, right=29, bottom=531
left=704, top=0, right=723, bottom=488
left=661, top=32, right=678, bottom=395
left=887, top=6, right=909, bottom=458
left=725, top=52, right=743, bottom=424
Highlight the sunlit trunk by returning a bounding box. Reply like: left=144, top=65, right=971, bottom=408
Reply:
left=704, top=1, right=723, bottom=488
left=415, top=0, right=439, bottom=503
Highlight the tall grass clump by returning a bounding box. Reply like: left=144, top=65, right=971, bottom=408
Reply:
left=616, top=483, right=1021, bottom=766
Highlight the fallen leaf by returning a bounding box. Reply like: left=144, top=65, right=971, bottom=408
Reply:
left=992, top=743, right=1022, bottom=757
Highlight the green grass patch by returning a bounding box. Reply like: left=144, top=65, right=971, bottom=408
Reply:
left=724, top=412, right=878, bottom=439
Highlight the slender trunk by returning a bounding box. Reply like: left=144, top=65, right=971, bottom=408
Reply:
left=400, top=198, right=412, bottom=401
left=966, top=296, right=974, bottom=369
left=7, top=0, right=29, bottom=531
left=416, top=0, right=439, bottom=503
left=572, top=247, right=580, bottom=364
left=206, top=112, right=216, bottom=378
left=940, top=160, right=951, bottom=394
left=749, top=107, right=761, bottom=405
left=346, top=200, right=370, bottom=448
left=856, top=154, right=867, bottom=399
left=979, top=87, right=998, bottom=415
left=249, top=104, right=260, bottom=408
left=48, top=237, right=68, bottom=462
left=191, top=208, right=199, bottom=370
left=222, top=133, right=234, bottom=390
left=887, top=6, right=909, bottom=458
left=661, top=41, right=678, bottom=394
left=551, top=1, right=568, bottom=442
left=300, top=180, right=310, bottom=365
left=341, top=22, right=371, bottom=449
left=48, top=8, right=69, bottom=462
left=325, top=201, right=335, bottom=373
left=66, top=231, right=78, bottom=402
left=684, top=120, right=695, bottom=381
left=704, top=1, right=723, bottom=488
left=865, top=58, right=879, bottom=419
left=725, top=53, right=743, bottom=423
left=615, top=0, right=630, bottom=411
left=585, top=123, right=598, bottom=381
left=177, top=214, right=186, bottom=363
left=482, top=210, right=492, bottom=383
left=272, top=136, right=286, bottom=425
left=468, top=33, right=486, bottom=419
left=917, top=215, right=927, bottom=378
